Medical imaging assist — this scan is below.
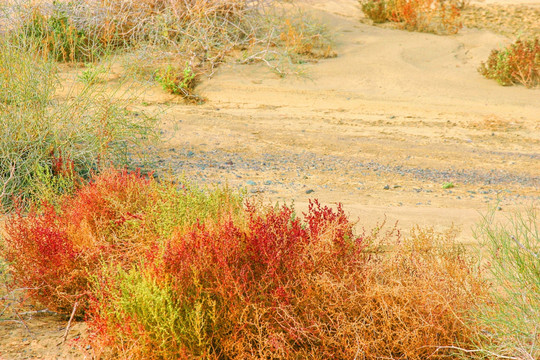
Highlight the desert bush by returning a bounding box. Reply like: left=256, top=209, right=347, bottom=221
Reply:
left=17, top=3, right=104, bottom=62
left=1, top=169, right=244, bottom=316
left=479, top=38, right=540, bottom=88
left=473, top=207, right=539, bottom=359
left=0, top=34, right=155, bottom=210
left=3, top=1, right=334, bottom=98
left=90, top=201, right=486, bottom=359
left=360, top=0, right=463, bottom=34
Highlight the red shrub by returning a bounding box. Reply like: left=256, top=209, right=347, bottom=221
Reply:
left=3, top=204, right=91, bottom=313
left=89, top=201, right=486, bottom=359
left=2, top=169, right=158, bottom=315
left=89, top=200, right=367, bottom=358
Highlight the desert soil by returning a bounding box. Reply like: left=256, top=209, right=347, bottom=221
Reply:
left=1, top=0, right=539, bottom=358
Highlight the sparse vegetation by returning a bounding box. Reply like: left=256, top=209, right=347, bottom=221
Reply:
left=473, top=207, right=539, bottom=359
left=0, top=34, right=155, bottom=211
left=2, top=169, right=488, bottom=359
left=479, top=38, right=540, bottom=88
left=359, top=0, right=464, bottom=34
left=3, top=0, right=335, bottom=99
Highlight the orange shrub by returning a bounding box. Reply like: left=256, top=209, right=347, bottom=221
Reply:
left=89, top=202, right=486, bottom=359
left=360, top=0, right=463, bottom=34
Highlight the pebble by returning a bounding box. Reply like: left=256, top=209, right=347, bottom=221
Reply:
left=306, top=189, right=314, bottom=194
left=383, top=185, right=390, bottom=190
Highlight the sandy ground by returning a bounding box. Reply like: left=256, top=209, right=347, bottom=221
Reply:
left=1, top=0, right=539, bottom=358
left=152, top=0, right=539, bottom=243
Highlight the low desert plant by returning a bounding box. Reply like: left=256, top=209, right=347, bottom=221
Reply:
left=360, top=0, right=463, bottom=34
left=479, top=38, right=540, bottom=88
left=361, top=0, right=391, bottom=23
left=16, top=3, right=104, bottom=63
left=473, top=207, right=539, bottom=359
left=78, top=63, right=106, bottom=85
left=1, top=169, right=244, bottom=316
left=4, top=0, right=335, bottom=98
left=0, top=34, right=155, bottom=210
left=154, top=63, right=202, bottom=102
left=89, top=202, right=486, bottom=359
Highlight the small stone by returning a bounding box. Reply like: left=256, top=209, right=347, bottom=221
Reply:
left=264, top=180, right=272, bottom=185
left=305, top=189, right=315, bottom=194
left=187, top=150, right=195, bottom=157
left=497, top=206, right=503, bottom=211
left=246, top=180, right=257, bottom=186
left=383, top=185, right=390, bottom=190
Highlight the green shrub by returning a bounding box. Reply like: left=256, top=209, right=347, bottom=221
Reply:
left=18, top=3, right=104, bottom=62
left=154, top=63, right=202, bottom=102
left=479, top=38, right=540, bottom=88
left=474, top=207, right=539, bottom=359
left=0, top=35, right=155, bottom=210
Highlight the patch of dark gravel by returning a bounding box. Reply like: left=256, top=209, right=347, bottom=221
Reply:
left=137, top=146, right=540, bottom=189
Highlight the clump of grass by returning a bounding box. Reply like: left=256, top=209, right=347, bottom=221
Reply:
left=473, top=207, right=539, bottom=359
left=154, top=63, right=203, bottom=103
left=15, top=2, right=105, bottom=63
left=0, top=34, right=155, bottom=210
left=359, top=0, right=463, bottom=34
left=479, top=38, right=540, bottom=88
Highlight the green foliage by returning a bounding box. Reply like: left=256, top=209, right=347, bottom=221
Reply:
left=93, top=267, right=218, bottom=359
left=0, top=35, right=155, bottom=211
left=154, top=63, right=200, bottom=101
left=479, top=38, right=540, bottom=88
left=443, top=182, right=455, bottom=189
left=474, top=207, right=540, bottom=359
left=18, top=3, right=103, bottom=62
left=146, top=181, right=244, bottom=239
left=78, top=63, right=105, bottom=85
